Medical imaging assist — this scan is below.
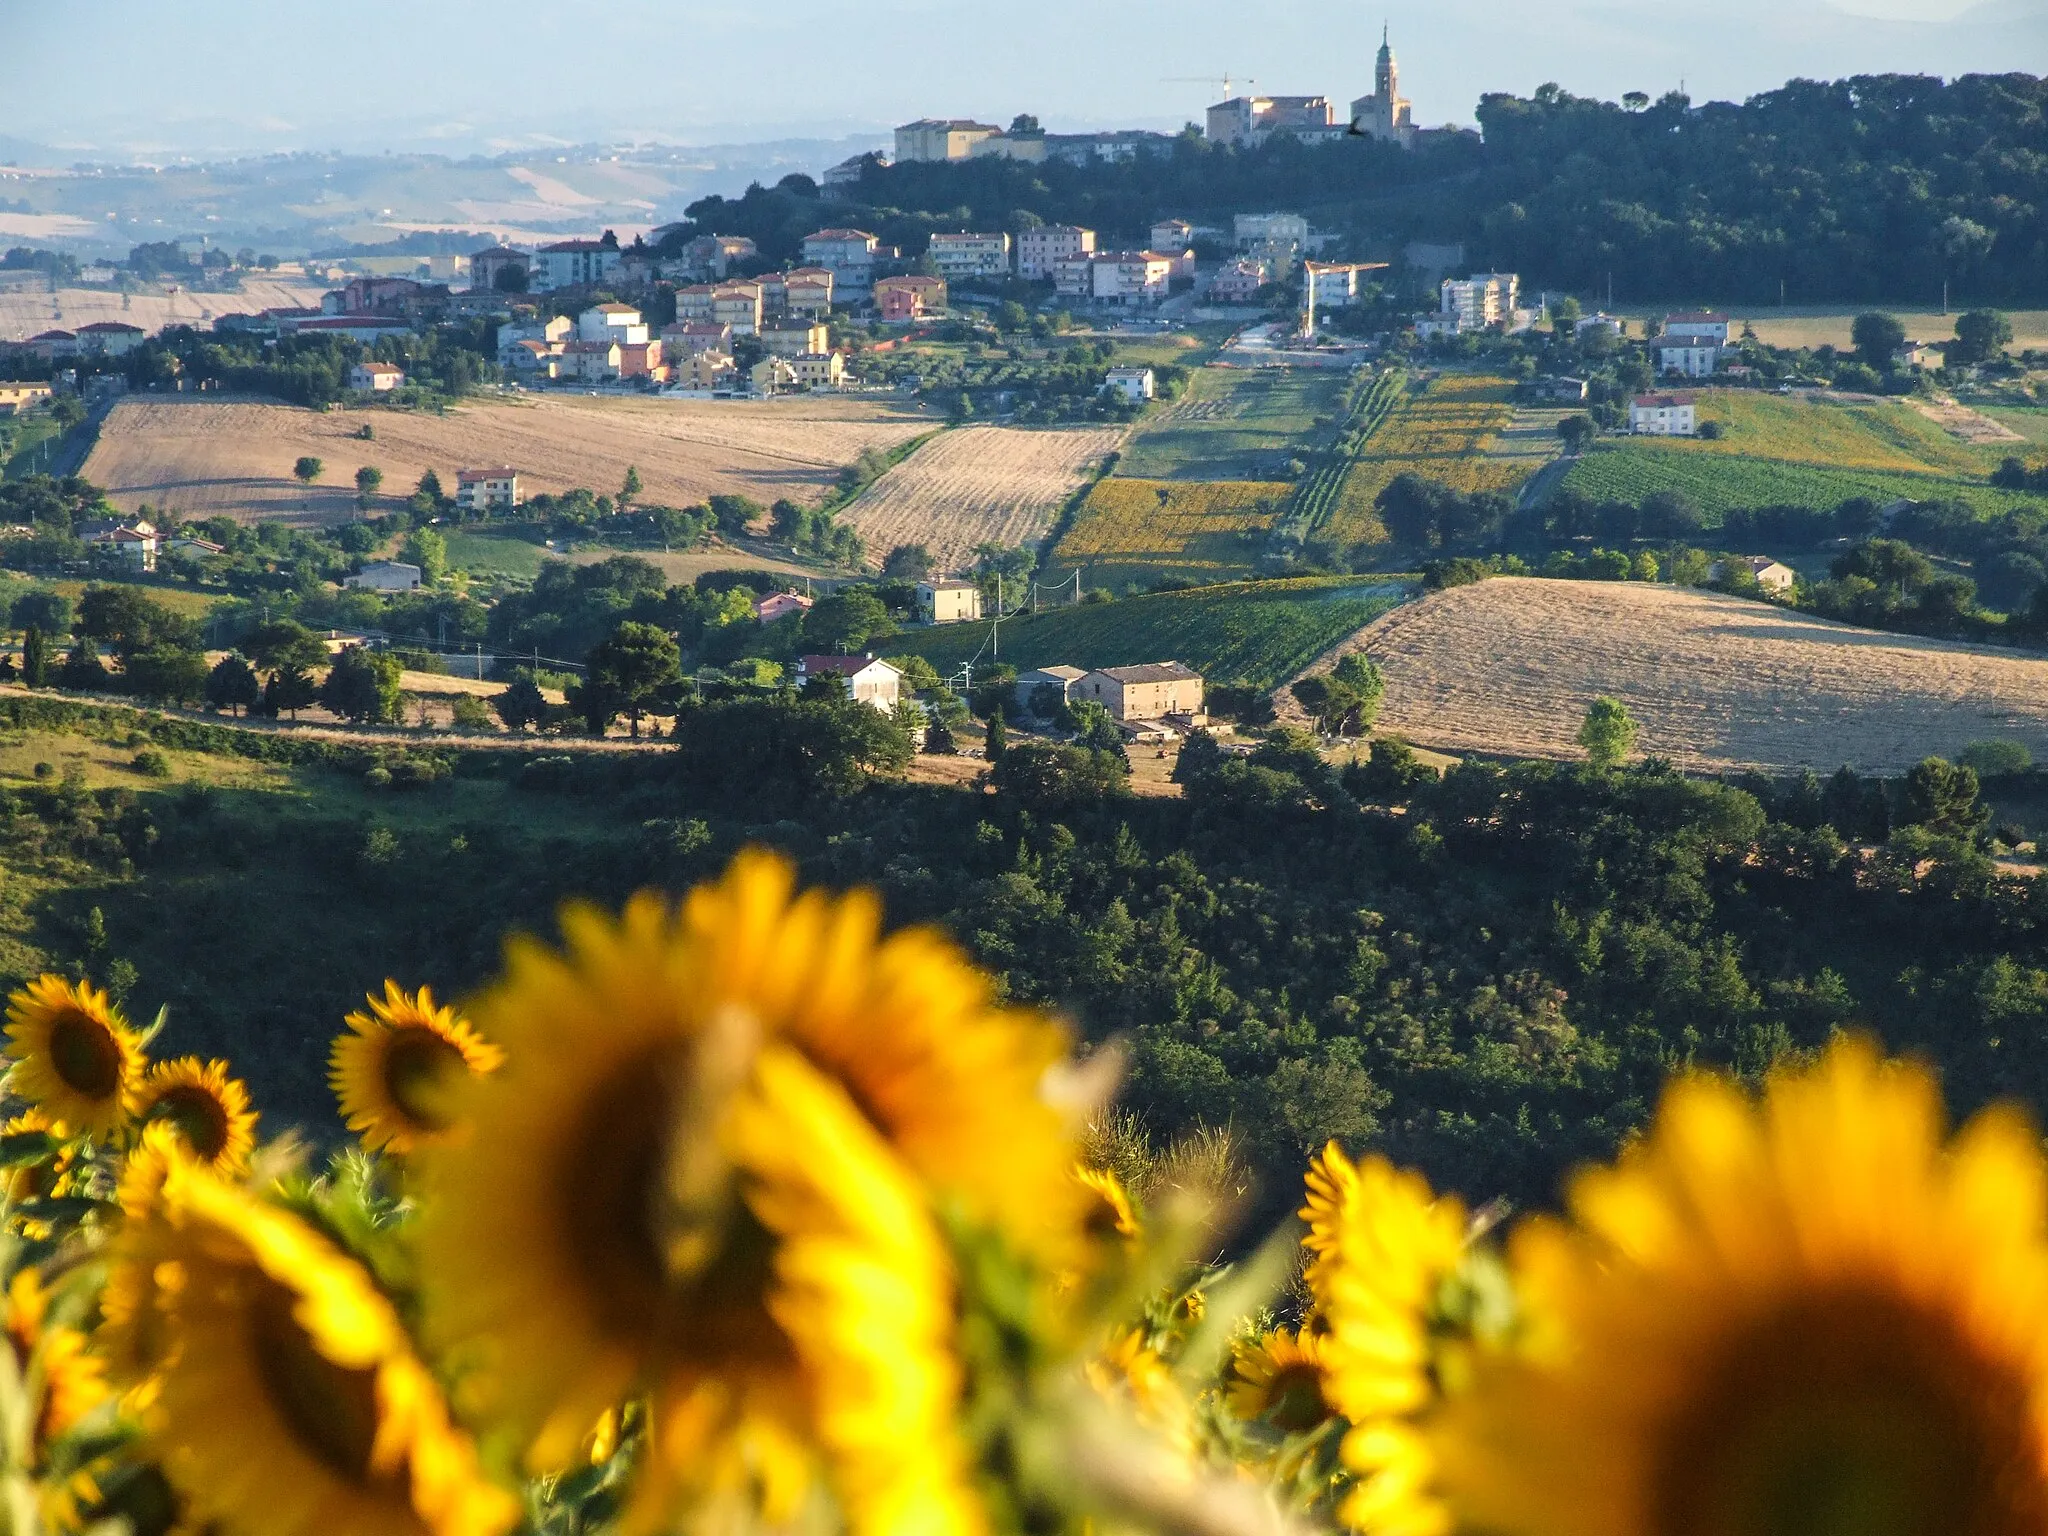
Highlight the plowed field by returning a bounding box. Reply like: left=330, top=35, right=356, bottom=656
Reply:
left=840, top=425, right=1124, bottom=572
left=1300, top=577, right=2048, bottom=775
left=81, top=395, right=933, bottom=524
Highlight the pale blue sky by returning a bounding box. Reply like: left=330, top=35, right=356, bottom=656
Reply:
left=0, top=0, right=2041, bottom=157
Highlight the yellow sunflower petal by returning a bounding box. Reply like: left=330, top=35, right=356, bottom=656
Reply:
left=135, top=1058, right=257, bottom=1175
left=4, top=975, right=146, bottom=1136
left=1431, top=1035, right=2048, bottom=1536
left=330, top=983, right=502, bottom=1154
left=1227, top=1327, right=1335, bottom=1431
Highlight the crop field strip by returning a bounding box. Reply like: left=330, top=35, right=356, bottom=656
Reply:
left=881, top=576, right=1403, bottom=691
left=1318, top=374, right=1529, bottom=547
left=81, top=395, right=933, bottom=525
left=1313, top=576, right=2048, bottom=775
left=1048, top=479, right=1295, bottom=585
left=1280, top=369, right=1406, bottom=545
left=838, top=425, right=1126, bottom=573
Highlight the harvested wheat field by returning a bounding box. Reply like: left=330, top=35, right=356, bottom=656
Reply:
left=82, top=395, right=934, bottom=525
left=841, top=425, right=1124, bottom=572
left=1301, top=578, right=2048, bottom=775
left=0, top=279, right=334, bottom=343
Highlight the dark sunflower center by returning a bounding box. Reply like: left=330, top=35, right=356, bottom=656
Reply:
left=561, top=1051, right=793, bottom=1376
left=382, top=1028, right=467, bottom=1131
left=248, top=1277, right=385, bottom=1484
left=49, top=1010, right=120, bottom=1099
left=1653, top=1286, right=2047, bottom=1536
left=153, top=1085, right=230, bottom=1161
left=1263, top=1361, right=1330, bottom=1433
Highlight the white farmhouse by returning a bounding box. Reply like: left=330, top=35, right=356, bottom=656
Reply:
left=345, top=561, right=423, bottom=592
left=794, top=654, right=903, bottom=712
left=1629, top=394, right=1698, bottom=436
left=1105, top=367, right=1155, bottom=402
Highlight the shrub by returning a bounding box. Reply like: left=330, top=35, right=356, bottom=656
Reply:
left=130, top=747, right=171, bottom=778
left=1958, top=740, right=2033, bottom=779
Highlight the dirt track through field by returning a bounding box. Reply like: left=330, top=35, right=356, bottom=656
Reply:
left=1298, top=578, right=2048, bottom=775
left=841, top=425, right=1124, bottom=572
left=82, top=395, right=933, bottom=525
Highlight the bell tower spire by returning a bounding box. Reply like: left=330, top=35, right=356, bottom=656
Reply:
left=1377, top=23, right=1396, bottom=100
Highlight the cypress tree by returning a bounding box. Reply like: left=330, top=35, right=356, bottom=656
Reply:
left=21, top=625, right=47, bottom=689
left=985, top=704, right=1007, bottom=765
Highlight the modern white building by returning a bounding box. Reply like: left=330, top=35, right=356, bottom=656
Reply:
left=1629, top=394, right=1699, bottom=436
left=1658, top=343, right=1726, bottom=378
left=577, top=304, right=649, bottom=345
left=1017, top=225, right=1096, bottom=281
left=1663, top=311, right=1736, bottom=346
left=926, top=232, right=1012, bottom=280
left=1081, top=252, right=1175, bottom=306
left=531, top=236, right=623, bottom=293
left=1104, top=366, right=1156, bottom=402
left=1439, top=273, right=1521, bottom=332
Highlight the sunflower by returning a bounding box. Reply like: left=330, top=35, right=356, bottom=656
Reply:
left=1432, top=1036, right=2048, bottom=1536
left=1229, top=1327, right=1335, bottom=1433
left=1302, top=1142, right=1467, bottom=1536
left=727, top=1044, right=985, bottom=1536
left=4, top=975, right=145, bottom=1137
left=330, top=983, right=502, bottom=1155
left=133, top=1059, right=256, bottom=1175
left=6, top=1267, right=112, bottom=1531
left=1, top=1108, right=77, bottom=1209
left=1075, top=1165, right=1141, bottom=1241
left=99, top=1155, right=514, bottom=1536
left=412, top=850, right=1081, bottom=1518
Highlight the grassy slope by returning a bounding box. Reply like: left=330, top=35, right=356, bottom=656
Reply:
left=878, top=577, right=1405, bottom=690
left=1114, top=368, right=1347, bottom=481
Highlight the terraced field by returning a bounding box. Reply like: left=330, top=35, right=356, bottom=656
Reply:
left=1319, top=374, right=1528, bottom=547
left=881, top=577, right=1405, bottom=691
left=1049, top=479, right=1294, bottom=587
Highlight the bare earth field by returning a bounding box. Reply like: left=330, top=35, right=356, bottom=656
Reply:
left=0, top=280, right=333, bottom=342
left=841, top=425, right=1125, bottom=573
left=81, top=395, right=934, bottom=524
left=1306, top=578, right=2048, bottom=775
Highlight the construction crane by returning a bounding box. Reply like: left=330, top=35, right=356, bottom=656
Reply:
left=1162, top=74, right=1253, bottom=101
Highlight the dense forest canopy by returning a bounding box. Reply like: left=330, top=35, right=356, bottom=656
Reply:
left=670, top=72, right=2047, bottom=303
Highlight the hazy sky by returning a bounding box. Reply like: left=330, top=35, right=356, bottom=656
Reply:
left=1, top=0, right=2042, bottom=157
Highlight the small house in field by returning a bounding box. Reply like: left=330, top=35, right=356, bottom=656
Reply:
left=345, top=560, right=423, bottom=592
left=350, top=360, right=406, bottom=392
left=1629, top=393, right=1697, bottom=436
left=1076, top=662, right=1204, bottom=723
left=1105, top=366, right=1155, bottom=402
left=1014, top=665, right=1087, bottom=714
left=795, top=654, right=902, bottom=713
left=917, top=579, right=983, bottom=624
left=83, top=518, right=158, bottom=571
left=754, top=591, right=813, bottom=623
left=1711, top=555, right=1797, bottom=594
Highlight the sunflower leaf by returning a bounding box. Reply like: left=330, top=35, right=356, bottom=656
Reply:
left=0, top=1135, right=54, bottom=1168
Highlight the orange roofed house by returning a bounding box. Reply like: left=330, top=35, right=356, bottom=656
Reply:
left=874, top=274, right=947, bottom=322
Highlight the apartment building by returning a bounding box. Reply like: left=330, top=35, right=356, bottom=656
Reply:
left=455, top=468, right=521, bottom=513
left=577, top=304, right=649, bottom=345
left=531, top=235, right=623, bottom=292
left=711, top=282, right=765, bottom=336
left=752, top=351, right=846, bottom=393
left=660, top=321, right=734, bottom=355
left=926, top=231, right=1012, bottom=280
left=1206, top=259, right=1269, bottom=304
left=1629, top=394, right=1698, bottom=436
left=783, top=268, right=835, bottom=316
left=1439, top=273, right=1521, bottom=332
left=1150, top=219, right=1196, bottom=253
left=760, top=317, right=830, bottom=357
left=801, top=229, right=881, bottom=295
left=874, top=274, right=947, bottom=321
left=1058, top=252, right=1175, bottom=306
left=1017, top=225, right=1095, bottom=281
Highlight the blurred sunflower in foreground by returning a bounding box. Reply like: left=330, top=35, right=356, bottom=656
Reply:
left=411, top=848, right=1086, bottom=1529
left=1430, top=1037, right=2048, bottom=1536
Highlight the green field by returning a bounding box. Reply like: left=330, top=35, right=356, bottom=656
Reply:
left=1983, top=407, right=2048, bottom=446
left=1555, top=389, right=2032, bottom=517
left=879, top=576, right=1405, bottom=690
left=1113, top=367, right=1348, bottom=481
left=1560, top=442, right=2027, bottom=518
left=442, top=527, right=551, bottom=581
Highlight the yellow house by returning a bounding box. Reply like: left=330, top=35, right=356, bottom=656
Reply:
left=916, top=579, right=983, bottom=624
left=1076, top=662, right=1205, bottom=722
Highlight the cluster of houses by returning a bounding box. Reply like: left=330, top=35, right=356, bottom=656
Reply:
left=793, top=650, right=1207, bottom=734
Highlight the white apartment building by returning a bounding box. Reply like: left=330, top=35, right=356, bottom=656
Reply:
left=1439, top=273, right=1521, bottom=332
left=710, top=283, right=764, bottom=336
left=783, top=268, right=835, bottom=316
left=1017, top=225, right=1096, bottom=280
left=455, top=468, right=522, bottom=512
left=1629, top=394, right=1698, bottom=436
left=801, top=229, right=881, bottom=295
left=1663, top=311, right=1736, bottom=346
left=1658, top=344, right=1725, bottom=378
left=577, top=304, right=649, bottom=345
left=926, top=232, right=1012, bottom=280
left=1150, top=219, right=1195, bottom=253
left=531, top=236, right=623, bottom=293
left=1235, top=212, right=1310, bottom=250
left=1087, top=252, right=1175, bottom=306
